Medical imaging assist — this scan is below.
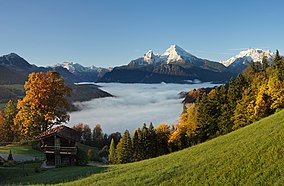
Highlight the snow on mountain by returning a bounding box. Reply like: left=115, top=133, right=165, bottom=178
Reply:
left=54, top=62, right=87, bottom=73
left=129, top=44, right=198, bottom=66
left=162, top=44, right=196, bottom=64
left=222, top=48, right=275, bottom=67
left=54, top=62, right=109, bottom=74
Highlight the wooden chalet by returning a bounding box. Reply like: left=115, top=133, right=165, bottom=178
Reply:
left=35, top=125, right=81, bottom=166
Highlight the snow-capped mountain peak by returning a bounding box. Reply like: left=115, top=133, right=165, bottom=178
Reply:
left=54, top=62, right=86, bottom=73
left=162, top=44, right=196, bottom=64
left=222, top=48, right=275, bottom=67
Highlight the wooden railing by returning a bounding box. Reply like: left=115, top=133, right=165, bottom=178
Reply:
left=41, top=146, right=77, bottom=155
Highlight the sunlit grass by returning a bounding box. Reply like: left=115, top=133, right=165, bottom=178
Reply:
left=52, top=109, right=284, bottom=186
left=0, top=144, right=44, bottom=157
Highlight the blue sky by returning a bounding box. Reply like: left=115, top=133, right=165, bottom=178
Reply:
left=0, top=0, right=283, bottom=67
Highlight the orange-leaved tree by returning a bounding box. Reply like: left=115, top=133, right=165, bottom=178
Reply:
left=15, top=70, right=71, bottom=138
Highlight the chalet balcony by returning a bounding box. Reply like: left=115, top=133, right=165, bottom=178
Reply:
left=42, top=146, right=77, bottom=155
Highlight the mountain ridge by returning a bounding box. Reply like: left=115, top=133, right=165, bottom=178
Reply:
left=221, top=48, right=275, bottom=74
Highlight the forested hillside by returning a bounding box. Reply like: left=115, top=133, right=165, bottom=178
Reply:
left=58, top=109, right=284, bottom=186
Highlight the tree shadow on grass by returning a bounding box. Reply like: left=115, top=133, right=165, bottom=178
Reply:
left=0, top=164, right=108, bottom=185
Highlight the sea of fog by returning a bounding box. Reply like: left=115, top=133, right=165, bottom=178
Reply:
left=67, top=83, right=218, bottom=134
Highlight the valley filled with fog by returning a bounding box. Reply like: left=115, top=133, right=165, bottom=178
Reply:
left=67, top=83, right=218, bottom=134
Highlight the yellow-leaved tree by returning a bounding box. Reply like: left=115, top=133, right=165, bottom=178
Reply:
left=14, top=71, right=71, bottom=138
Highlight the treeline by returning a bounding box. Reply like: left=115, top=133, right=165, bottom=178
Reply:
left=108, top=50, right=284, bottom=164
left=72, top=123, right=121, bottom=160
left=169, top=50, right=284, bottom=150
left=108, top=123, right=173, bottom=164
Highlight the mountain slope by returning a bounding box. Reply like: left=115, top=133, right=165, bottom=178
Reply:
left=129, top=44, right=227, bottom=72
left=61, top=109, right=284, bottom=185
left=99, top=45, right=231, bottom=83
left=222, top=48, right=275, bottom=74
left=53, top=62, right=110, bottom=82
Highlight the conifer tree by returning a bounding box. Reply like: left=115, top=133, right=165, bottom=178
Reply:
left=115, top=139, right=123, bottom=164
left=116, top=130, right=133, bottom=164
left=132, top=129, right=141, bottom=161
left=262, top=56, right=269, bottom=72
left=156, top=124, right=170, bottom=156
left=82, top=124, right=92, bottom=145
left=93, top=124, right=103, bottom=148
left=108, top=138, right=116, bottom=164
left=3, top=100, right=17, bottom=142
left=141, top=123, right=148, bottom=159
left=148, top=122, right=158, bottom=158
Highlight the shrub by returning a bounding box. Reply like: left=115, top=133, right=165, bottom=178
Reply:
left=87, top=149, right=95, bottom=161
left=77, top=148, right=88, bottom=166
left=98, top=145, right=109, bottom=158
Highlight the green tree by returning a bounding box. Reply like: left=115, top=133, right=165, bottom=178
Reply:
left=132, top=128, right=142, bottom=161
left=156, top=124, right=170, bottom=156
left=93, top=124, right=103, bottom=149
left=121, top=130, right=133, bottom=163
left=196, top=88, right=225, bottom=142
left=1, top=100, right=18, bottom=142
left=108, top=138, right=116, bottom=164
left=148, top=122, right=158, bottom=158
left=82, top=124, right=92, bottom=145
left=262, top=56, right=269, bottom=72
left=115, top=130, right=133, bottom=164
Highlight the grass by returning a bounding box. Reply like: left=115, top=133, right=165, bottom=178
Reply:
left=0, top=144, right=44, bottom=157
left=0, top=163, right=106, bottom=185
left=51, top=109, right=284, bottom=186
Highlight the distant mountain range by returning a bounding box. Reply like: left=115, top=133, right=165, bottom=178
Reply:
left=0, top=53, right=110, bottom=84
left=221, top=48, right=275, bottom=74
left=0, top=46, right=278, bottom=85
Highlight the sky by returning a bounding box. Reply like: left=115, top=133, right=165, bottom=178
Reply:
left=0, top=0, right=283, bottom=68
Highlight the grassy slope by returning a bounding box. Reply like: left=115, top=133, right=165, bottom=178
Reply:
left=0, top=144, right=44, bottom=157
left=1, top=164, right=106, bottom=185
left=57, top=109, right=284, bottom=186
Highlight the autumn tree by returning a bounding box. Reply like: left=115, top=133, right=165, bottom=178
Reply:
left=73, top=123, right=92, bottom=145
left=15, top=71, right=71, bottom=138
left=108, top=138, right=116, bottom=164
left=0, top=112, right=5, bottom=144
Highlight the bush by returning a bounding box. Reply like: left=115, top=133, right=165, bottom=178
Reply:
left=98, top=145, right=109, bottom=158
left=34, top=165, right=41, bottom=173
left=3, top=160, right=16, bottom=167
left=77, top=148, right=88, bottom=166
left=87, top=149, right=95, bottom=161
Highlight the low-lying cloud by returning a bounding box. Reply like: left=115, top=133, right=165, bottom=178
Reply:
left=67, top=83, right=217, bottom=134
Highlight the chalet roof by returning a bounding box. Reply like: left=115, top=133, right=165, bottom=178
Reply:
left=35, top=125, right=81, bottom=142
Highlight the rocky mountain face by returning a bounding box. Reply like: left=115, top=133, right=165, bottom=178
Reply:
left=0, top=54, right=109, bottom=84
left=221, top=48, right=275, bottom=74
left=99, top=45, right=232, bottom=84
left=53, top=62, right=110, bottom=82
